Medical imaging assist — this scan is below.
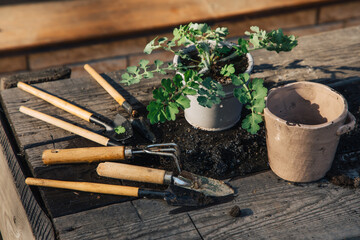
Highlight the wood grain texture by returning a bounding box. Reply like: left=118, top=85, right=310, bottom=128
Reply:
left=54, top=200, right=202, bottom=240
left=97, top=162, right=166, bottom=184
left=0, top=137, right=35, bottom=240
left=0, top=0, right=336, bottom=52
left=0, top=110, right=55, bottom=239
left=190, top=171, right=360, bottom=239
left=0, top=66, right=71, bottom=90
left=25, top=178, right=140, bottom=197
left=250, top=26, right=360, bottom=85
left=42, top=146, right=126, bottom=165
left=53, top=171, right=360, bottom=239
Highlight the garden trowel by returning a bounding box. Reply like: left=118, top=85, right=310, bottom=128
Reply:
left=84, top=64, right=156, bottom=143
left=25, top=177, right=225, bottom=207
left=96, top=162, right=234, bottom=198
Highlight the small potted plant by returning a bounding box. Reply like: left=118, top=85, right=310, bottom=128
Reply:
left=121, top=23, right=297, bottom=134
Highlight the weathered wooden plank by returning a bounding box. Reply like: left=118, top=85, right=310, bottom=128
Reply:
left=0, top=110, right=55, bottom=239
left=0, top=131, right=36, bottom=240
left=0, top=66, right=71, bottom=90
left=251, top=25, right=360, bottom=85
left=52, top=170, right=360, bottom=239
left=188, top=171, right=360, bottom=239
left=0, top=0, right=338, bottom=52
left=54, top=200, right=201, bottom=240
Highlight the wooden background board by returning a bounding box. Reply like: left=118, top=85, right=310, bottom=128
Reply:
left=0, top=26, right=359, bottom=238
left=0, top=0, right=336, bottom=52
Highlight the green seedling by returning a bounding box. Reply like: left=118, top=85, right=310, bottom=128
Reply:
left=121, top=23, right=297, bottom=134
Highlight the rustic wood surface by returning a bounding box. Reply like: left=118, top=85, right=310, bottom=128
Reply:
left=0, top=0, right=337, bottom=52
left=0, top=110, right=55, bottom=239
left=0, top=26, right=359, bottom=239
left=0, top=66, right=71, bottom=90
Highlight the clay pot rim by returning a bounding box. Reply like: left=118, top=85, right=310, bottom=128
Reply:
left=264, top=81, right=348, bottom=129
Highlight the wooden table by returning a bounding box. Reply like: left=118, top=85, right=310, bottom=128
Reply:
left=1, top=26, right=360, bottom=239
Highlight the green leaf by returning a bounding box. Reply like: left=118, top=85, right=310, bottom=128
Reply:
left=114, top=126, right=126, bottom=134
left=231, top=73, right=249, bottom=86
left=126, top=66, right=138, bottom=74
left=188, top=81, right=200, bottom=89
left=241, top=113, right=263, bottom=134
left=154, top=60, right=164, bottom=68
left=173, top=74, right=183, bottom=88
left=144, top=37, right=157, bottom=54
left=175, top=95, right=190, bottom=109
left=173, top=27, right=181, bottom=40
left=197, top=96, right=209, bottom=107
left=143, top=71, right=154, bottom=79
left=252, top=98, right=266, bottom=113
left=147, top=101, right=162, bottom=124
left=120, top=73, right=132, bottom=85
left=250, top=78, right=267, bottom=100
left=237, top=38, right=249, bottom=54
left=198, top=88, right=209, bottom=96
left=215, top=27, right=229, bottom=37
left=161, top=78, right=175, bottom=93
left=266, top=29, right=298, bottom=53
left=184, top=69, right=195, bottom=83
left=153, top=88, right=168, bottom=101
left=166, top=102, right=179, bottom=121
left=139, top=59, right=149, bottom=68
left=158, top=37, right=168, bottom=44
left=220, top=64, right=235, bottom=76
left=233, top=87, right=250, bottom=104
left=183, top=87, right=197, bottom=95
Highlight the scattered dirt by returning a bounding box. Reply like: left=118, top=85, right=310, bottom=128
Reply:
left=229, top=205, right=242, bottom=217
left=128, top=108, right=268, bottom=180
left=153, top=111, right=267, bottom=179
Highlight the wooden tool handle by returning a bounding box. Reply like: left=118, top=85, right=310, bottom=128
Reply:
left=84, top=64, right=126, bottom=106
left=17, top=82, right=92, bottom=122
left=19, top=106, right=110, bottom=146
left=42, top=146, right=126, bottom=165
left=97, top=162, right=166, bottom=185
left=25, top=177, right=139, bottom=197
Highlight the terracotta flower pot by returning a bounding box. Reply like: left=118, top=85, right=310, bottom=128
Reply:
left=173, top=42, right=254, bottom=131
left=264, top=82, right=356, bottom=182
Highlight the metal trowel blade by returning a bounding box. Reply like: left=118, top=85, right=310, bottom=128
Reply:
left=177, top=171, right=235, bottom=197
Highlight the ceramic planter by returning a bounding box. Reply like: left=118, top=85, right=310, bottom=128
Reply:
left=173, top=42, right=254, bottom=131
left=264, top=82, right=356, bottom=182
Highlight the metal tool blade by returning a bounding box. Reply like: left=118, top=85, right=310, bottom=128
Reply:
left=111, top=114, right=133, bottom=141
left=130, top=116, right=156, bottom=143
left=173, top=171, right=235, bottom=197
left=164, top=185, right=216, bottom=207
